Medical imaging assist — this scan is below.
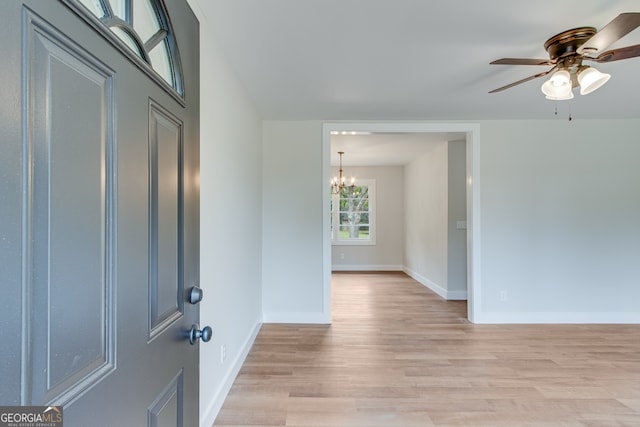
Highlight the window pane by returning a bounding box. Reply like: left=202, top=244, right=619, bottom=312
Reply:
left=336, top=184, right=371, bottom=240
left=109, top=0, right=127, bottom=20
left=149, top=39, right=173, bottom=86
left=331, top=180, right=374, bottom=243
left=339, top=225, right=368, bottom=239
left=110, top=26, right=143, bottom=58
left=78, top=0, right=106, bottom=18
left=66, top=0, right=183, bottom=95
left=133, top=0, right=161, bottom=43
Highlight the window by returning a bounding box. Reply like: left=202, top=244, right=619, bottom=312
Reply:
left=67, top=0, right=184, bottom=98
left=331, top=179, right=376, bottom=245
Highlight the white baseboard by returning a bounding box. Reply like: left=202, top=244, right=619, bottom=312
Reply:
left=475, top=312, right=640, bottom=324
left=200, top=321, right=261, bottom=427
left=445, top=290, right=468, bottom=300
left=403, top=266, right=468, bottom=300
left=331, top=264, right=403, bottom=271
left=262, top=311, right=331, bottom=324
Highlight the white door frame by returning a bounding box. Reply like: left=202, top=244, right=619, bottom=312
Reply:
left=322, top=122, right=481, bottom=323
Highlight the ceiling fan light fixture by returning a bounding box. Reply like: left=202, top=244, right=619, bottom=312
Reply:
left=541, top=76, right=573, bottom=100
left=489, top=13, right=640, bottom=96
left=577, top=66, right=611, bottom=95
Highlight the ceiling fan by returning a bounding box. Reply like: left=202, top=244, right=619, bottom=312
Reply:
left=489, top=13, right=640, bottom=99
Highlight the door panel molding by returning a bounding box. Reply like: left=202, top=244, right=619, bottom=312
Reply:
left=148, top=99, right=184, bottom=341
left=147, top=369, right=184, bottom=427
left=22, top=8, right=117, bottom=406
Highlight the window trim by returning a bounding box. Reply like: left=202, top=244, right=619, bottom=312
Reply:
left=61, top=0, right=185, bottom=106
left=331, top=178, right=376, bottom=246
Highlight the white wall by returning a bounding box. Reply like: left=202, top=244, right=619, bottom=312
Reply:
left=478, top=119, right=640, bottom=322
left=262, top=119, right=640, bottom=324
left=262, top=121, right=327, bottom=323
left=190, top=2, right=264, bottom=426
left=331, top=165, right=404, bottom=271
left=403, top=141, right=450, bottom=296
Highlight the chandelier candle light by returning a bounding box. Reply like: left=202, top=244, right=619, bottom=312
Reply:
left=331, top=151, right=355, bottom=195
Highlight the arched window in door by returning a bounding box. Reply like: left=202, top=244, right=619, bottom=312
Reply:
left=68, top=0, right=184, bottom=99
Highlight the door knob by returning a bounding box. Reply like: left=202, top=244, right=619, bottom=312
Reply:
left=188, top=323, right=212, bottom=345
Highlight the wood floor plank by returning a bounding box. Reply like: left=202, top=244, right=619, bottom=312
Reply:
left=212, top=272, right=640, bottom=426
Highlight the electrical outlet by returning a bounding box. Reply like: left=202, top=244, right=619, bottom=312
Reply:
left=340, top=253, right=345, bottom=259
left=220, top=344, right=226, bottom=364
left=500, top=290, right=508, bottom=302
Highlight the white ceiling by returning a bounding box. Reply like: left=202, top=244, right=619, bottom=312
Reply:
left=196, top=0, right=640, bottom=121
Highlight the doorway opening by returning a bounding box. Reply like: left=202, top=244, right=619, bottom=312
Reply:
left=322, top=123, right=481, bottom=323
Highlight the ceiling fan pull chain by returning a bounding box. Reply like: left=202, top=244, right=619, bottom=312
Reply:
left=568, top=102, right=573, bottom=122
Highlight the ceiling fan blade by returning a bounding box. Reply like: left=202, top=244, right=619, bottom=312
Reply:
left=490, top=58, right=553, bottom=66
left=489, top=67, right=556, bottom=93
left=577, top=13, right=640, bottom=55
left=588, top=44, right=640, bottom=62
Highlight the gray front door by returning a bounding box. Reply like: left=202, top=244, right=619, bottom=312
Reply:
left=0, top=0, right=201, bottom=425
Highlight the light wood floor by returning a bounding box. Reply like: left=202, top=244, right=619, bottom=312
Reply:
left=213, top=272, right=640, bottom=426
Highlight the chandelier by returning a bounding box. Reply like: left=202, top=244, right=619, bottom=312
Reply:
left=330, top=151, right=355, bottom=194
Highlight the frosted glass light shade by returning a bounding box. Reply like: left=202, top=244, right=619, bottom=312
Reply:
left=549, top=69, right=571, bottom=86
left=541, top=77, right=574, bottom=100
left=578, top=67, right=611, bottom=95
left=544, top=90, right=574, bottom=100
